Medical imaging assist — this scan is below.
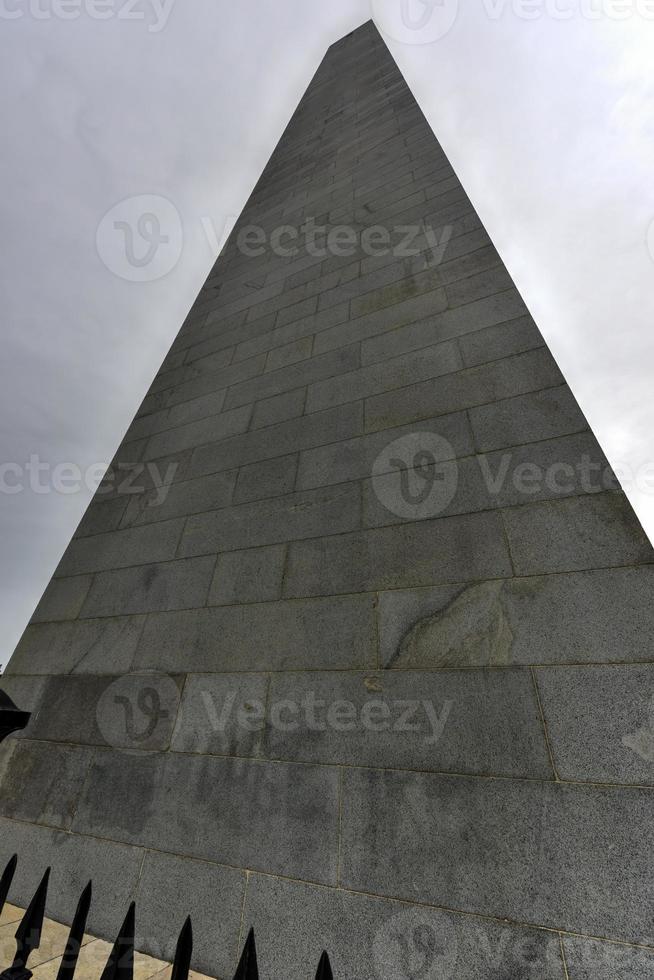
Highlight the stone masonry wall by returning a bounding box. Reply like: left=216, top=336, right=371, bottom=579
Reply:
left=3, top=20, right=654, bottom=980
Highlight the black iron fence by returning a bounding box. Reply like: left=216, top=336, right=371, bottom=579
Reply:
left=0, top=694, right=334, bottom=980
left=0, top=692, right=30, bottom=744
left=0, top=854, right=334, bottom=980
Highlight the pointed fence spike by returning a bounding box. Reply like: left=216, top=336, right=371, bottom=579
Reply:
left=55, top=882, right=92, bottom=980
left=314, top=951, right=333, bottom=980
left=0, top=855, right=18, bottom=917
left=170, top=917, right=193, bottom=980
left=1, top=867, right=50, bottom=980
left=9, top=866, right=50, bottom=977
left=232, top=928, right=258, bottom=980
left=99, top=903, right=135, bottom=980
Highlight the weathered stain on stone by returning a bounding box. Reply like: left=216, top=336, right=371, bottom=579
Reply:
left=355, top=276, right=423, bottom=317
left=622, top=695, right=654, bottom=763
left=393, top=581, right=515, bottom=668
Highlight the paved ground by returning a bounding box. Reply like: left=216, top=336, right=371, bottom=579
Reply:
left=2, top=19, right=654, bottom=980
left=0, top=903, right=212, bottom=980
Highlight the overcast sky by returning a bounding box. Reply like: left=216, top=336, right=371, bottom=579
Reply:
left=1, top=0, right=653, bottom=664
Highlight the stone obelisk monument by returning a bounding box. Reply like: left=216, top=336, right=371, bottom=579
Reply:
left=2, top=19, right=654, bottom=980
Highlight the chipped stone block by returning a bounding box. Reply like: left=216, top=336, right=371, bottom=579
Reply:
left=382, top=566, right=654, bottom=668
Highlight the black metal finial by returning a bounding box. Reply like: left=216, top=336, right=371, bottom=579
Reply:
left=315, top=951, right=333, bottom=980
left=0, top=866, right=340, bottom=980
left=170, top=916, right=192, bottom=980
left=99, top=903, right=135, bottom=980
left=55, top=881, right=92, bottom=980
left=0, top=855, right=18, bottom=918
left=0, top=867, right=50, bottom=980
left=0, top=692, right=31, bottom=745
left=233, top=928, right=258, bottom=980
